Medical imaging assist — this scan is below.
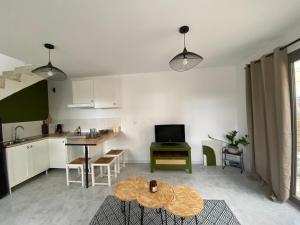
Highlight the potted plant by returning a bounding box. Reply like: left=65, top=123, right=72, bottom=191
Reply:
left=225, top=130, right=249, bottom=154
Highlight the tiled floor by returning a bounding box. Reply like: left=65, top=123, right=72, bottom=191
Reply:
left=0, top=164, right=300, bottom=225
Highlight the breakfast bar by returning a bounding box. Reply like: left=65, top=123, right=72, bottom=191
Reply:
left=65, top=131, right=119, bottom=188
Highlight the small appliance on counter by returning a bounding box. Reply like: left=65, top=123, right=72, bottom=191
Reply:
left=55, top=124, right=64, bottom=134
left=0, top=118, right=9, bottom=198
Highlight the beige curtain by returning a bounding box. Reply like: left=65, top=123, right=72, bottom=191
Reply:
left=245, top=48, right=292, bottom=201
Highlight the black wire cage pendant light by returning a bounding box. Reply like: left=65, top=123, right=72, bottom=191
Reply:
left=169, top=26, right=203, bottom=72
left=32, top=43, right=67, bottom=81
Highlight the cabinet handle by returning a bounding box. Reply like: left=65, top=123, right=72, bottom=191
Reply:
left=31, top=145, right=33, bottom=148
left=27, top=146, right=29, bottom=149
left=62, top=141, right=65, bottom=144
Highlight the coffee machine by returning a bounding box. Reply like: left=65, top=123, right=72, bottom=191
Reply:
left=55, top=124, right=64, bottom=134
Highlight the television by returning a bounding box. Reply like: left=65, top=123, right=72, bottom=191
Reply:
left=155, top=124, right=185, bottom=143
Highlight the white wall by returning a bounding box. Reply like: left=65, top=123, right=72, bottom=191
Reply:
left=48, top=66, right=239, bottom=164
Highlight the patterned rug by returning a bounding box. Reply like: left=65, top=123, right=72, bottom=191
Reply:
left=90, top=195, right=240, bottom=225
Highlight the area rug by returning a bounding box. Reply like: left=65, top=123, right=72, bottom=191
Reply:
left=89, top=195, right=240, bottom=225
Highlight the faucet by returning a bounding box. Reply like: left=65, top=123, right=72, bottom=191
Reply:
left=14, top=125, right=24, bottom=141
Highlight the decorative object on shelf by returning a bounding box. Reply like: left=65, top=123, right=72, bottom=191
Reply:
left=149, top=180, right=158, bottom=193
left=169, top=25, right=203, bottom=72
left=224, top=130, right=249, bottom=154
left=32, top=43, right=67, bottom=81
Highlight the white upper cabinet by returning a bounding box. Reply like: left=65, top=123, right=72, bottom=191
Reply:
left=72, top=79, right=94, bottom=105
left=93, top=77, right=121, bottom=108
left=69, top=77, right=121, bottom=109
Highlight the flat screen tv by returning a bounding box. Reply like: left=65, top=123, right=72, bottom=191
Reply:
left=155, top=124, right=185, bottom=143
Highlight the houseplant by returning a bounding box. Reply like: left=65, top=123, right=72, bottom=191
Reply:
left=225, top=130, right=249, bottom=154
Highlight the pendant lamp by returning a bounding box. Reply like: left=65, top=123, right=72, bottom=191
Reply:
left=169, top=26, right=203, bottom=72
left=32, top=43, right=67, bottom=81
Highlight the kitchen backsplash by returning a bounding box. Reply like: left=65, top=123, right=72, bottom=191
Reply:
left=2, top=120, right=43, bottom=142
left=49, top=117, right=121, bottom=133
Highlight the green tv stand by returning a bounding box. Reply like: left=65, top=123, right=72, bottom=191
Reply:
left=150, top=142, right=192, bottom=173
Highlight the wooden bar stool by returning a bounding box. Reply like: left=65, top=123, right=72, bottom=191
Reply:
left=66, top=157, right=91, bottom=187
left=91, top=157, right=117, bottom=186
left=105, top=149, right=125, bottom=173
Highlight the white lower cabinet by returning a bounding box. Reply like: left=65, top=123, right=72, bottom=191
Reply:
left=48, top=138, right=66, bottom=169
left=6, top=138, right=66, bottom=189
left=7, top=144, right=30, bottom=187
left=30, top=140, right=49, bottom=176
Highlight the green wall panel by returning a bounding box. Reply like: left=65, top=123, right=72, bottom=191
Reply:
left=0, top=80, right=49, bottom=123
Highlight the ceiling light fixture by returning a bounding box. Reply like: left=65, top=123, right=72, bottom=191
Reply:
left=169, top=26, right=203, bottom=72
left=32, top=43, right=67, bottom=81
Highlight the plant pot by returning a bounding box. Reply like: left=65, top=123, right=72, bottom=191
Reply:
left=227, top=146, right=239, bottom=154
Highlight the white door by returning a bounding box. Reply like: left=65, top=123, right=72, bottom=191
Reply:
left=9, top=145, right=30, bottom=186
left=49, top=138, right=66, bottom=168
left=72, top=79, right=94, bottom=104
left=94, top=77, right=121, bottom=108
left=30, top=140, right=49, bottom=176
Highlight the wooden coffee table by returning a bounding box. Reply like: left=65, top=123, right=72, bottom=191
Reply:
left=137, top=181, right=175, bottom=225
left=165, top=185, right=204, bottom=224
left=113, top=177, right=148, bottom=225
left=113, top=178, right=204, bottom=225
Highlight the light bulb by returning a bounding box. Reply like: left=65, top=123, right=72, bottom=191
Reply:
left=182, top=58, right=188, bottom=65
left=47, top=70, right=54, bottom=76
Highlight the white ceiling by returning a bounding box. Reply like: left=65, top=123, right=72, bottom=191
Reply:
left=0, top=0, right=299, bottom=77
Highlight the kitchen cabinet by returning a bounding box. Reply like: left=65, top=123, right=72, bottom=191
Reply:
left=30, top=140, right=49, bottom=176
left=72, top=79, right=94, bottom=105
left=94, top=77, right=121, bottom=108
left=6, top=144, right=29, bottom=187
left=6, top=140, right=49, bottom=188
left=48, top=138, right=66, bottom=169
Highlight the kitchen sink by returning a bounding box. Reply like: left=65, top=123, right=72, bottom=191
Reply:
left=4, top=138, right=31, bottom=146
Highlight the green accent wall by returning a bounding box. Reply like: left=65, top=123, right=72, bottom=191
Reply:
left=0, top=80, right=49, bottom=123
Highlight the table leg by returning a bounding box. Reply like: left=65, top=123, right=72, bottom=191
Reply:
left=173, top=215, right=176, bottom=225
left=85, top=145, right=89, bottom=188
left=164, top=209, right=167, bottom=225
left=140, top=205, right=144, bottom=225
left=121, top=201, right=127, bottom=224
left=160, top=208, right=164, bottom=225
left=180, top=217, right=184, bottom=225
left=128, top=201, right=131, bottom=225
left=195, top=215, right=198, bottom=224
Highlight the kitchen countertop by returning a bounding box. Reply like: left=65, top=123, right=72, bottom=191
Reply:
left=3, top=132, right=70, bottom=148
left=65, top=131, right=119, bottom=146
left=3, top=131, right=120, bottom=148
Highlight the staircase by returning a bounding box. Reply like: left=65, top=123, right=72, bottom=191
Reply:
left=0, top=65, right=45, bottom=100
